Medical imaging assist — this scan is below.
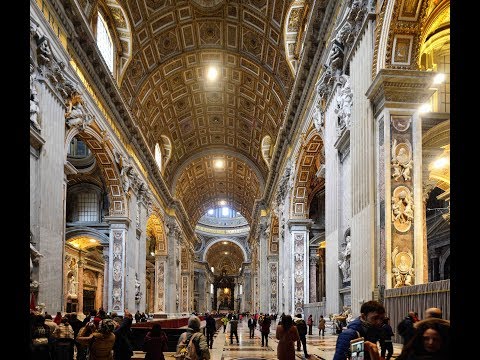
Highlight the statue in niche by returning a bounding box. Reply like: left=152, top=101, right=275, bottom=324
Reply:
left=30, top=240, right=43, bottom=278
left=329, top=40, right=344, bottom=75
left=30, top=65, right=41, bottom=130
left=68, top=275, right=77, bottom=296
left=335, top=75, right=353, bottom=132
left=65, top=92, right=93, bottom=130
left=313, top=102, right=324, bottom=133
left=391, top=140, right=413, bottom=181
left=135, top=273, right=141, bottom=303
left=37, top=37, right=52, bottom=64
left=338, top=235, right=351, bottom=282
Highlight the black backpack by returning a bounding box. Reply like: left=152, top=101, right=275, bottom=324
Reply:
left=296, top=319, right=307, bottom=336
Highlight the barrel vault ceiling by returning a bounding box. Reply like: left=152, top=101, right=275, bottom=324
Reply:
left=116, top=0, right=299, bottom=226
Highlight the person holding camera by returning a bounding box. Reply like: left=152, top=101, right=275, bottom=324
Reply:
left=332, top=300, right=385, bottom=360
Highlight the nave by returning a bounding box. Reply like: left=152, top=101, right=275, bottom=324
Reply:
left=132, top=319, right=404, bottom=360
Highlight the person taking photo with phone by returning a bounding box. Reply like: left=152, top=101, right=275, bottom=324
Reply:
left=332, top=300, right=386, bottom=360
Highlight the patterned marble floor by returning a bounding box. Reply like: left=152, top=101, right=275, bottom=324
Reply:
left=212, top=319, right=403, bottom=360
left=133, top=319, right=404, bottom=360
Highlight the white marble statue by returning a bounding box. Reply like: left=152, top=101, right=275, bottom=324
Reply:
left=65, top=92, right=93, bottom=130
left=68, top=275, right=77, bottom=296
left=313, top=102, right=323, bottom=132
left=338, top=235, right=351, bottom=281
left=30, top=64, right=41, bottom=130
left=335, top=75, right=353, bottom=131
left=30, top=242, right=43, bottom=277
left=135, top=273, right=141, bottom=302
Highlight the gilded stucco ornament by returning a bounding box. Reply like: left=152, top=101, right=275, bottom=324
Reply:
left=391, top=186, right=414, bottom=232
left=391, top=139, right=413, bottom=181
left=391, top=247, right=414, bottom=287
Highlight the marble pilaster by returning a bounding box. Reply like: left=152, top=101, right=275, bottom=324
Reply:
left=366, top=69, right=437, bottom=292
left=154, top=256, right=167, bottom=313
left=104, top=217, right=130, bottom=315
left=77, top=259, right=84, bottom=315
left=288, top=219, right=313, bottom=315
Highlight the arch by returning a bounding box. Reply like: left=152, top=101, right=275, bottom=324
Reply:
left=373, top=0, right=434, bottom=74
left=439, top=247, right=450, bottom=280
left=202, top=238, right=248, bottom=263
left=160, top=135, right=172, bottom=171
left=154, top=143, right=162, bottom=170
left=146, top=212, right=167, bottom=256
left=94, top=0, right=133, bottom=84
left=284, top=0, right=308, bottom=74
left=290, top=130, right=325, bottom=218
left=65, top=124, right=128, bottom=217
left=261, top=135, right=273, bottom=167
left=65, top=227, right=110, bottom=246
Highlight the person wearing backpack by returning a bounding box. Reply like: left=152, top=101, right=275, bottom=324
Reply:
left=176, top=315, right=210, bottom=360
left=307, top=315, right=313, bottom=335
left=260, top=314, right=272, bottom=347
left=332, top=300, right=385, bottom=360
left=294, top=314, right=309, bottom=358
left=397, top=311, right=417, bottom=345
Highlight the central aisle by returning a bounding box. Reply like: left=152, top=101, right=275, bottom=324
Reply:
left=210, top=318, right=337, bottom=360
left=133, top=317, right=403, bottom=360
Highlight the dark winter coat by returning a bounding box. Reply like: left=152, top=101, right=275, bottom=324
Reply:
left=332, top=317, right=383, bottom=360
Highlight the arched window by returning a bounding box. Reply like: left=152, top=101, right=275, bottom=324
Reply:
left=96, top=12, right=114, bottom=73
left=155, top=143, right=162, bottom=170
left=66, top=184, right=103, bottom=223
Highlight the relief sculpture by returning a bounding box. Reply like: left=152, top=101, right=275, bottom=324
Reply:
left=391, top=186, right=414, bottom=232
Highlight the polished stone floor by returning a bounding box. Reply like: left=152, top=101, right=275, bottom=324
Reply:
left=133, top=318, right=404, bottom=360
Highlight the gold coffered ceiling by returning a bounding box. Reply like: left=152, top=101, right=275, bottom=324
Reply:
left=118, top=0, right=294, bottom=225
left=174, top=154, right=262, bottom=225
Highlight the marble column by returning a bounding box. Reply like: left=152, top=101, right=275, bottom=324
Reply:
left=318, top=250, right=326, bottom=301
left=96, top=272, right=104, bottom=310
left=136, top=188, right=149, bottom=313
left=102, top=250, right=109, bottom=313
left=213, top=285, right=218, bottom=310
left=77, top=259, right=84, bottom=315
left=258, top=217, right=269, bottom=312
left=288, top=219, right=313, bottom=315
left=309, top=253, right=318, bottom=303
left=165, top=217, right=181, bottom=313
left=366, top=69, right=436, bottom=292
left=104, top=217, right=130, bottom=314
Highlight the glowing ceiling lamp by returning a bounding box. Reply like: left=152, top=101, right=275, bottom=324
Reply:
left=207, top=66, right=218, bottom=81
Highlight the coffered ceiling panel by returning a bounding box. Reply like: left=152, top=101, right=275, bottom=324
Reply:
left=118, top=0, right=294, bottom=226
left=206, top=240, right=245, bottom=275
left=174, top=154, right=262, bottom=225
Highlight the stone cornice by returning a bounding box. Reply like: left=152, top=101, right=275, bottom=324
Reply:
left=46, top=0, right=197, bottom=242
left=287, top=218, right=314, bottom=228
left=366, top=69, right=437, bottom=116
